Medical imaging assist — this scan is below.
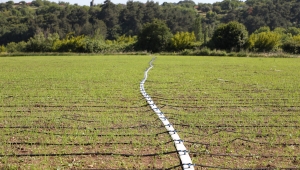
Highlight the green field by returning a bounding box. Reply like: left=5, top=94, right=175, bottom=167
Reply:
left=0, top=55, right=300, bottom=169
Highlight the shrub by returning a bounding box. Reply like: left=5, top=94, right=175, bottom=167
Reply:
left=180, top=49, right=193, bottom=55
left=171, top=32, right=196, bottom=51
left=248, top=31, right=281, bottom=52
left=282, top=35, right=300, bottom=54
left=210, top=50, right=227, bottom=56
left=54, top=33, right=86, bottom=52
left=6, top=41, right=26, bottom=53
left=236, top=51, right=248, bottom=57
left=26, top=32, right=60, bottom=52
left=84, top=37, right=136, bottom=53
left=0, top=45, right=6, bottom=53
left=194, top=47, right=211, bottom=56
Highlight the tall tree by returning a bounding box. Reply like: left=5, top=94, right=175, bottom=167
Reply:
left=119, top=1, right=144, bottom=36
left=98, top=0, right=121, bottom=39
left=142, top=1, right=161, bottom=23
left=211, top=21, right=248, bottom=51
left=193, top=16, right=203, bottom=42
left=136, top=19, right=173, bottom=52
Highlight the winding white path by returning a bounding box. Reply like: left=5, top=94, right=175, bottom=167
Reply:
left=140, top=57, right=194, bottom=170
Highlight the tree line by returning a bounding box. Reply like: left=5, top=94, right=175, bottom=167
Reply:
left=1, top=0, right=300, bottom=54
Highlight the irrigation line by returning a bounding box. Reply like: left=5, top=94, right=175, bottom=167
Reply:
left=229, top=138, right=300, bottom=146
left=140, top=57, right=194, bottom=170
left=165, top=112, right=300, bottom=117
left=190, top=151, right=299, bottom=158
left=190, top=164, right=299, bottom=170
left=0, top=151, right=177, bottom=157
left=161, top=104, right=300, bottom=108
left=4, top=140, right=174, bottom=146
left=0, top=105, right=147, bottom=108
left=2, top=108, right=153, bottom=113
left=2, top=130, right=167, bottom=137
left=60, top=115, right=162, bottom=125
left=173, top=123, right=300, bottom=128
left=0, top=123, right=164, bottom=130
left=179, top=129, right=292, bottom=138
left=184, top=138, right=300, bottom=146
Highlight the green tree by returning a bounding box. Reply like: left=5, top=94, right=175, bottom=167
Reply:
left=98, top=0, right=121, bottom=39
left=218, top=0, right=244, bottom=11
left=162, top=6, right=197, bottom=33
left=211, top=21, right=248, bottom=51
left=285, top=27, right=300, bottom=36
left=212, top=5, right=221, bottom=14
left=178, top=0, right=195, bottom=8
left=143, top=1, right=161, bottom=23
left=274, top=27, right=293, bottom=44
left=26, top=32, right=47, bottom=52
left=206, top=11, right=218, bottom=24
left=31, top=0, right=44, bottom=7
left=243, top=16, right=266, bottom=34
left=67, top=7, right=89, bottom=32
left=253, top=26, right=270, bottom=34
left=119, top=1, right=145, bottom=36
left=198, top=3, right=212, bottom=12
left=136, top=19, right=173, bottom=52
left=193, top=16, right=203, bottom=42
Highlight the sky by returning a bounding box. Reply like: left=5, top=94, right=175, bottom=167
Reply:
left=1, top=0, right=223, bottom=6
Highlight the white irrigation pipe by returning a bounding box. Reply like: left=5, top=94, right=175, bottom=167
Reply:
left=140, top=57, right=194, bottom=170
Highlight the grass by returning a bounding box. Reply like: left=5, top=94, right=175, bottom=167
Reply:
left=0, top=55, right=299, bottom=169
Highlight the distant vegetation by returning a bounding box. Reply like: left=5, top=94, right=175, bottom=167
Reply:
left=1, top=0, right=300, bottom=54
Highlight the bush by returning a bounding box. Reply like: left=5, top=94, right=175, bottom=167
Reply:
left=171, top=32, right=196, bottom=51
left=282, top=41, right=300, bottom=54
left=180, top=49, right=193, bottom=55
left=210, top=50, right=227, bottom=56
left=248, top=31, right=281, bottom=52
left=84, top=37, right=136, bottom=53
left=282, top=35, right=300, bottom=54
left=6, top=41, right=26, bottom=53
left=236, top=51, right=248, bottom=57
left=54, top=33, right=86, bottom=52
left=0, top=45, right=6, bottom=53
left=26, top=32, right=60, bottom=52
left=84, top=38, right=106, bottom=53
left=194, top=47, right=211, bottom=56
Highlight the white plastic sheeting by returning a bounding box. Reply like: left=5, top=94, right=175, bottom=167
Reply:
left=140, top=58, right=194, bottom=170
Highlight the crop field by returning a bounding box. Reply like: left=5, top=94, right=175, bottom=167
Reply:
left=0, top=55, right=300, bottom=169
left=0, top=56, right=179, bottom=169
left=146, top=56, right=300, bottom=169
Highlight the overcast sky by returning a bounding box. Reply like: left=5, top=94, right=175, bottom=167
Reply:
left=1, top=0, right=223, bottom=6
